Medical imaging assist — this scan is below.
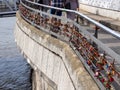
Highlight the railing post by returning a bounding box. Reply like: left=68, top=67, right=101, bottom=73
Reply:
left=94, top=25, right=99, bottom=38
left=92, top=25, right=99, bottom=50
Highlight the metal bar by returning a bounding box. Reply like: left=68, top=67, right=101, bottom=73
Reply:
left=24, top=0, right=120, bottom=39
left=13, top=0, right=17, bottom=10
left=70, top=43, right=106, bottom=90
left=19, top=0, right=120, bottom=89
left=75, top=11, right=120, bottom=39
left=20, top=0, right=120, bottom=65
left=3, top=0, right=13, bottom=11
left=75, top=22, right=120, bottom=64
left=0, top=11, right=16, bottom=15
left=19, top=11, right=106, bottom=89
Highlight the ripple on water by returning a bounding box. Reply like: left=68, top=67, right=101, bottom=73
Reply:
left=0, top=17, right=32, bottom=90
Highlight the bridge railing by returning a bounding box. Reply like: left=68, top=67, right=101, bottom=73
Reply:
left=0, top=0, right=19, bottom=11
left=19, top=0, right=120, bottom=89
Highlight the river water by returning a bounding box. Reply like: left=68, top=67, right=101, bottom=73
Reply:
left=0, top=17, right=32, bottom=90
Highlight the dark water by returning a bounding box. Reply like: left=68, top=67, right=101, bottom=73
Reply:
left=0, top=17, right=32, bottom=90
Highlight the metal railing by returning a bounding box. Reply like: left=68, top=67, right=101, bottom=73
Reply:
left=0, top=0, right=19, bottom=12
left=19, top=0, right=120, bottom=89
left=25, top=0, right=120, bottom=39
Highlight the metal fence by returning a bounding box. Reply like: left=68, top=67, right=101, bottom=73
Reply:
left=0, top=0, right=19, bottom=12
left=19, top=0, right=120, bottom=89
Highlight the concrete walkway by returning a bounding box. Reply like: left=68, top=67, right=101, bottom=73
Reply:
left=79, top=9, right=120, bottom=32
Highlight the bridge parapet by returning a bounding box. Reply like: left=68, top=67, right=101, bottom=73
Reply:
left=15, top=12, right=99, bottom=90
left=16, top=0, right=120, bottom=89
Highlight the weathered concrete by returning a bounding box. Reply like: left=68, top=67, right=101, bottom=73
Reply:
left=79, top=0, right=120, bottom=11
left=78, top=1, right=120, bottom=32
left=14, top=12, right=99, bottom=90
left=79, top=0, right=120, bottom=20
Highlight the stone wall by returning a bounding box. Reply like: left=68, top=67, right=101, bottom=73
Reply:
left=14, top=12, right=99, bottom=90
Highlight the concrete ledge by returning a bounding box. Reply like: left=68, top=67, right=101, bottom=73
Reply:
left=14, top=12, right=99, bottom=90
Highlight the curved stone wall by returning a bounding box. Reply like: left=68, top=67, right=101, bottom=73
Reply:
left=14, top=12, right=99, bottom=90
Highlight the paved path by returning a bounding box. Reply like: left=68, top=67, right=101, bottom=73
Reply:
left=79, top=9, right=120, bottom=32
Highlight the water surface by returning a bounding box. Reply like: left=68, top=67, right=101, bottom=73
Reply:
left=0, top=17, right=31, bottom=90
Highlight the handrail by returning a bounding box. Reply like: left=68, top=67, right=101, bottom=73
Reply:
left=19, top=0, right=120, bottom=89
left=25, top=0, right=120, bottom=39
left=20, top=0, right=120, bottom=62
left=22, top=0, right=120, bottom=64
